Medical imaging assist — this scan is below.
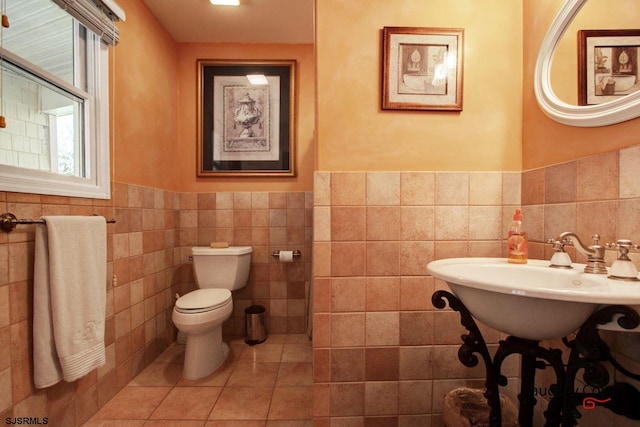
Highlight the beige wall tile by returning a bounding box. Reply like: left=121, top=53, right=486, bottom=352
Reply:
left=576, top=201, right=618, bottom=245
left=502, top=172, right=521, bottom=206
left=543, top=204, right=577, bottom=242
left=365, top=277, right=399, bottom=311
left=617, top=199, right=640, bottom=239
left=365, top=347, right=399, bottom=381
left=366, top=242, right=400, bottom=276
left=434, top=206, right=468, bottom=240
left=332, top=173, right=366, bottom=206
left=365, top=312, right=399, bottom=346
left=331, top=313, right=365, bottom=347
left=331, top=277, right=365, bottom=312
left=330, top=382, right=365, bottom=416
left=400, top=241, right=434, bottom=276
left=0, top=286, right=10, bottom=328
left=332, top=348, right=365, bottom=382
left=366, top=207, right=401, bottom=241
left=545, top=161, right=576, bottom=204
left=470, top=172, right=503, bottom=205
left=399, top=277, right=433, bottom=311
left=332, top=242, right=365, bottom=277
left=620, top=145, right=640, bottom=199
left=367, top=172, right=400, bottom=206
left=468, top=206, right=501, bottom=240
left=314, top=172, right=332, bottom=206
left=314, top=207, right=331, bottom=242
left=364, top=381, right=399, bottom=415
left=401, top=206, right=434, bottom=241
left=399, top=380, right=432, bottom=414
left=436, top=173, right=469, bottom=205
left=399, top=346, right=432, bottom=380
left=577, top=151, right=618, bottom=201
left=331, top=207, right=365, bottom=241
left=401, top=172, right=435, bottom=206
left=216, top=192, right=234, bottom=209
left=521, top=168, right=544, bottom=205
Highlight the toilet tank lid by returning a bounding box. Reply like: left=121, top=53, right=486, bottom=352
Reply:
left=191, top=246, right=252, bottom=256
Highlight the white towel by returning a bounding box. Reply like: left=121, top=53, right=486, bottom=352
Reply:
left=33, top=216, right=107, bottom=388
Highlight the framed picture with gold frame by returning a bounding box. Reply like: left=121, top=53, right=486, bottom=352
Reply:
left=382, top=26, right=464, bottom=111
left=197, top=59, right=296, bottom=177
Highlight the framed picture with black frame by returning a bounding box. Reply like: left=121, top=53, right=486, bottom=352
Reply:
left=197, top=59, right=296, bottom=176
left=578, top=29, right=640, bottom=105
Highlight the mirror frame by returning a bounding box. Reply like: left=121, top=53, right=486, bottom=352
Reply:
left=534, top=0, right=640, bottom=127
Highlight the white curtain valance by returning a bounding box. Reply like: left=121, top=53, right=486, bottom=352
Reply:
left=51, top=0, right=126, bottom=45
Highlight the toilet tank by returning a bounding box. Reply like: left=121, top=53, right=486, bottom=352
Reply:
left=191, top=246, right=252, bottom=290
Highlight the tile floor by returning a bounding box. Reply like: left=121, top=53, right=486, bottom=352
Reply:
left=83, top=334, right=313, bottom=427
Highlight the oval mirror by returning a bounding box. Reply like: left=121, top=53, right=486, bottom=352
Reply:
left=535, top=0, right=640, bottom=126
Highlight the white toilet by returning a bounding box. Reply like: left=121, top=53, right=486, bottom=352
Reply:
left=172, top=245, right=252, bottom=379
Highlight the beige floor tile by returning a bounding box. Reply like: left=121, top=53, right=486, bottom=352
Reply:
left=267, top=386, right=312, bottom=420
left=86, top=336, right=312, bottom=427
left=275, top=362, right=312, bottom=386
left=266, top=421, right=313, bottom=427
left=238, top=343, right=284, bottom=363
left=227, top=362, right=279, bottom=387
left=82, top=421, right=145, bottom=427
left=283, top=334, right=311, bottom=344
left=209, top=386, right=273, bottom=420
left=150, top=386, right=222, bottom=420
left=154, top=343, right=186, bottom=364
left=128, top=362, right=183, bottom=386
left=144, top=421, right=206, bottom=427
left=204, top=421, right=266, bottom=427
left=177, top=356, right=235, bottom=387
left=93, top=386, right=172, bottom=419
left=281, top=344, right=312, bottom=362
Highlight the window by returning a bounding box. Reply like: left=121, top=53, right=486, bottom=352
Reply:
left=0, top=0, right=124, bottom=199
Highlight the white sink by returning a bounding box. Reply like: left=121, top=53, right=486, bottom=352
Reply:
left=427, top=258, right=640, bottom=340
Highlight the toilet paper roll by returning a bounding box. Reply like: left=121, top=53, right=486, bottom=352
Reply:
left=278, top=250, right=294, bottom=263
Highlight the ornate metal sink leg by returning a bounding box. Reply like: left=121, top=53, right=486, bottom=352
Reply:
left=433, top=290, right=566, bottom=427
left=562, top=305, right=640, bottom=425
left=432, top=290, right=503, bottom=426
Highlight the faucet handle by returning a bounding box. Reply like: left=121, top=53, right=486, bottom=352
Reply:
left=606, top=239, right=640, bottom=260
left=546, top=237, right=571, bottom=251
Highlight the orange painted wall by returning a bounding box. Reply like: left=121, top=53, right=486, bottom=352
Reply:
left=175, top=43, right=316, bottom=192
left=522, top=0, right=640, bottom=170
left=315, top=0, right=523, bottom=172
left=112, top=0, right=179, bottom=190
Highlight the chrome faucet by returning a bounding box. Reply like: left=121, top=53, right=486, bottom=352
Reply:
left=554, top=232, right=607, bottom=274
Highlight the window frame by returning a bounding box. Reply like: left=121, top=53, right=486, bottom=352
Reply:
left=0, top=20, right=111, bottom=199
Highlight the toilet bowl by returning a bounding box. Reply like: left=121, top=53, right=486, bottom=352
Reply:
left=172, top=246, right=252, bottom=379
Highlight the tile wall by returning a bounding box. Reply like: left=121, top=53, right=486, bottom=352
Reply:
left=0, top=184, right=312, bottom=426
left=522, top=146, right=640, bottom=427
left=4, top=144, right=640, bottom=426
left=312, top=171, right=522, bottom=426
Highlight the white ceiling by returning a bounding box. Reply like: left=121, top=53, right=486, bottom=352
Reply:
left=142, top=0, right=314, bottom=44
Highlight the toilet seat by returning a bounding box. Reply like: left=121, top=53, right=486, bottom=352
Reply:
left=175, top=289, right=232, bottom=314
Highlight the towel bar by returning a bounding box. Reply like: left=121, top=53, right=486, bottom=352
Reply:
left=0, top=212, right=116, bottom=233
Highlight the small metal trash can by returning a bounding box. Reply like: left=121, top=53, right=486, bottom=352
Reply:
left=245, top=305, right=267, bottom=345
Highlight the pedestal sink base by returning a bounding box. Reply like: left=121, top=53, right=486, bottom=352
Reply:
left=433, top=290, right=640, bottom=427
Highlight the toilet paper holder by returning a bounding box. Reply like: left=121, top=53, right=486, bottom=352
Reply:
left=271, top=250, right=302, bottom=258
